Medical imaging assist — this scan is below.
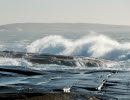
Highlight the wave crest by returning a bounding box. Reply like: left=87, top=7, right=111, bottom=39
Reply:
left=27, top=35, right=72, bottom=54
left=26, top=34, right=130, bottom=60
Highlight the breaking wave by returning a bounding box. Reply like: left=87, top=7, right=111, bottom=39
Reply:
left=26, top=34, right=130, bottom=61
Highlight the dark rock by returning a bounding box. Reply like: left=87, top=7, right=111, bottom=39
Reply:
left=0, top=93, right=104, bottom=100
left=0, top=51, right=110, bottom=67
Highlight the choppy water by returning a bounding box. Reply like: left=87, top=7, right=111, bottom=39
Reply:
left=0, top=30, right=130, bottom=100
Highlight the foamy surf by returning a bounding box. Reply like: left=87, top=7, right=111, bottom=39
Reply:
left=0, top=33, right=129, bottom=70
left=0, top=33, right=130, bottom=61
left=0, top=57, right=32, bottom=67
left=26, top=34, right=130, bottom=61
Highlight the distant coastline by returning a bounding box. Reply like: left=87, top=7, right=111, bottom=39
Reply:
left=0, top=23, right=130, bottom=32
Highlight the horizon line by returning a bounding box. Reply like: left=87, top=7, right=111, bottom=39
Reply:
left=1, top=22, right=130, bottom=26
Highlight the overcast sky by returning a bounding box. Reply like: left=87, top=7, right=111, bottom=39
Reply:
left=0, top=0, right=130, bottom=25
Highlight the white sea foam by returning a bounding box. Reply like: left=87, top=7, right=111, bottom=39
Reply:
left=27, top=35, right=72, bottom=54
left=26, top=34, right=130, bottom=60
left=0, top=58, right=32, bottom=67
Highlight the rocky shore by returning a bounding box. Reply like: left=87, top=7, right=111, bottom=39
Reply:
left=0, top=93, right=103, bottom=100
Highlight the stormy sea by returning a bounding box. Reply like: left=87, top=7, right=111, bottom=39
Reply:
left=0, top=23, right=130, bottom=100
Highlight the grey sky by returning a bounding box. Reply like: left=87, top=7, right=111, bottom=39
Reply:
left=0, top=0, right=130, bottom=25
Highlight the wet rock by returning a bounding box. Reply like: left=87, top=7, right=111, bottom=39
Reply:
left=0, top=51, right=110, bottom=67
left=0, top=66, right=42, bottom=76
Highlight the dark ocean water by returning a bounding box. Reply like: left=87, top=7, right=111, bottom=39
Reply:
left=0, top=30, right=130, bottom=100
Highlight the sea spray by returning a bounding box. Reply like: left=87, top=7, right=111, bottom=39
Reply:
left=27, top=35, right=72, bottom=54
left=26, top=34, right=130, bottom=60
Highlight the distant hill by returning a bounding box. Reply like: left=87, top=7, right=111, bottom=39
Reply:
left=0, top=23, right=130, bottom=32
